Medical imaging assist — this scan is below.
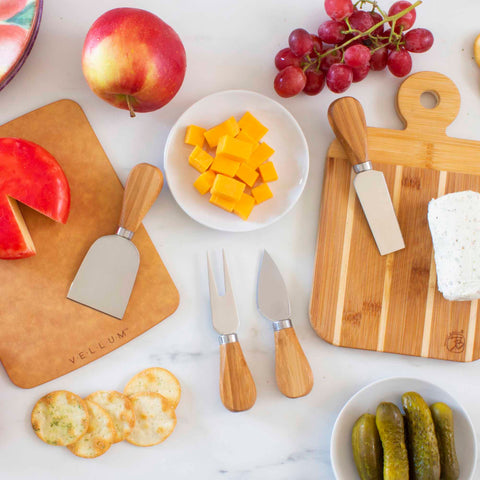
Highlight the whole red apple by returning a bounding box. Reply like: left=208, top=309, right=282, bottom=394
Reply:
left=82, top=8, right=186, bottom=116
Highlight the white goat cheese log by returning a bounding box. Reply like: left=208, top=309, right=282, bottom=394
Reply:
left=428, top=190, right=480, bottom=301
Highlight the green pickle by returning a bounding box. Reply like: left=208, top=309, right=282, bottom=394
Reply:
left=352, top=413, right=383, bottom=480
left=402, top=392, right=440, bottom=480
left=430, top=402, right=460, bottom=480
left=376, top=402, right=410, bottom=480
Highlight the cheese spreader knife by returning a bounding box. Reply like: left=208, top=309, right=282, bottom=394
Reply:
left=67, top=163, right=163, bottom=319
left=257, top=250, right=313, bottom=398
left=328, top=97, right=405, bottom=256
left=207, top=251, right=256, bottom=412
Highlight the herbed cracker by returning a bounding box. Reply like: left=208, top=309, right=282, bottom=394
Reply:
left=31, top=390, right=89, bottom=446
left=86, top=391, right=135, bottom=443
left=125, top=392, right=176, bottom=447
left=67, top=399, right=115, bottom=458
left=124, top=368, right=181, bottom=408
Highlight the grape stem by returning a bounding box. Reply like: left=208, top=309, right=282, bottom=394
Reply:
left=303, top=0, right=421, bottom=72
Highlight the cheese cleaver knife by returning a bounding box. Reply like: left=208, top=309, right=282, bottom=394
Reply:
left=328, top=97, right=405, bottom=256
left=67, top=163, right=163, bottom=319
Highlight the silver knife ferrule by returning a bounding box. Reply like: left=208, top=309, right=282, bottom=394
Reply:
left=353, top=161, right=373, bottom=174
left=116, top=227, right=135, bottom=240
left=272, top=319, right=292, bottom=331
left=218, top=333, right=238, bottom=345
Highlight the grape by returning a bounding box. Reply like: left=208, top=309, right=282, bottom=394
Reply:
left=326, top=64, right=353, bottom=93
left=388, top=1, right=416, bottom=32
left=382, top=29, right=405, bottom=49
left=275, top=48, right=302, bottom=70
left=320, top=49, right=342, bottom=73
left=349, top=10, right=375, bottom=33
left=274, top=66, right=307, bottom=97
left=404, top=28, right=434, bottom=53
left=387, top=48, right=412, bottom=77
left=318, top=20, right=346, bottom=44
left=288, top=28, right=313, bottom=57
left=344, top=44, right=371, bottom=68
left=303, top=70, right=325, bottom=95
left=310, top=34, right=323, bottom=54
left=370, top=11, right=384, bottom=36
left=370, top=47, right=388, bottom=70
left=352, top=64, right=369, bottom=82
left=324, top=0, right=354, bottom=22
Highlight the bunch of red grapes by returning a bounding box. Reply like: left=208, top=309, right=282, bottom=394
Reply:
left=274, top=0, right=433, bottom=97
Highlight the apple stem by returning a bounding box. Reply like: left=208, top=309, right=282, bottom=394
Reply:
left=126, top=95, right=136, bottom=118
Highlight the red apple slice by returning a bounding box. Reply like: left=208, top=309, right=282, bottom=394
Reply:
left=0, top=138, right=70, bottom=259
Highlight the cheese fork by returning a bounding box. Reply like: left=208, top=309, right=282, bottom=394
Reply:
left=207, top=251, right=256, bottom=412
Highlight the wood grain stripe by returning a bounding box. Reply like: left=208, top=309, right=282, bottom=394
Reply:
left=465, top=300, right=478, bottom=362
left=333, top=172, right=356, bottom=345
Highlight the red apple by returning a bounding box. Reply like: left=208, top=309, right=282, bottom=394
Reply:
left=0, top=0, right=27, bottom=21
left=82, top=8, right=186, bottom=117
left=0, top=138, right=70, bottom=259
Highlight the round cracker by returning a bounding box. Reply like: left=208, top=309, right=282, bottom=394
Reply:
left=124, top=368, right=181, bottom=408
left=31, top=390, right=89, bottom=446
left=125, top=392, right=176, bottom=447
left=67, top=399, right=115, bottom=458
left=86, top=391, right=135, bottom=443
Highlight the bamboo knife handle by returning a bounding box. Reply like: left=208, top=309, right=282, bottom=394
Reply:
left=118, top=163, right=163, bottom=234
left=328, top=97, right=369, bottom=167
left=274, top=325, right=313, bottom=398
left=219, top=339, right=256, bottom=412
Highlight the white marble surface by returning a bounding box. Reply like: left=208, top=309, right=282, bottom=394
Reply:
left=1, top=0, right=479, bottom=478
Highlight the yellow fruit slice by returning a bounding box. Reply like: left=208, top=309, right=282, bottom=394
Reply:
left=475, top=34, right=480, bottom=67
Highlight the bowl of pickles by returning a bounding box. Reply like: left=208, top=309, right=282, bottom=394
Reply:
left=330, top=377, right=477, bottom=480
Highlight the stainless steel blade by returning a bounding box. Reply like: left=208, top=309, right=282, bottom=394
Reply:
left=353, top=170, right=405, bottom=256
left=67, top=235, right=140, bottom=319
left=207, top=251, right=240, bottom=335
left=257, top=250, right=291, bottom=322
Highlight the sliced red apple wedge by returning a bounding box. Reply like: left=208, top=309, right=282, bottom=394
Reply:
left=0, top=138, right=70, bottom=259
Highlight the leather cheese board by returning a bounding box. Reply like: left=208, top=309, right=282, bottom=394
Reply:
left=0, top=99, right=179, bottom=388
left=310, top=71, right=480, bottom=362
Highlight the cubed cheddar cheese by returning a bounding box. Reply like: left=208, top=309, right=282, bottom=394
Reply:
left=252, top=183, right=273, bottom=204
left=189, top=146, right=214, bottom=173
left=258, top=161, right=278, bottom=182
left=204, top=117, right=240, bottom=148
left=217, top=135, right=253, bottom=162
left=184, top=125, right=206, bottom=147
left=238, top=112, right=268, bottom=141
left=193, top=170, right=216, bottom=195
left=235, top=130, right=259, bottom=150
left=211, top=174, right=245, bottom=202
left=209, top=194, right=237, bottom=212
left=210, top=155, right=240, bottom=177
left=235, top=162, right=259, bottom=187
left=234, top=193, right=255, bottom=220
left=245, top=142, right=275, bottom=170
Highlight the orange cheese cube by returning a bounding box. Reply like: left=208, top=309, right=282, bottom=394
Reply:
left=193, top=170, right=216, bottom=195
left=245, top=142, right=275, bottom=170
left=235, top=130, right=259, bottom=150
left=185, top=125, right=206, bottom=147
left=258, top=161, right=278, bottom=182
left=238, top=112, right=268, bottom=141
left=204, top=117, right=240, bottom=148
left=209, top=194, right=237, bottom=212
left=252, top=183, right=273, bottom=204
left=216, top=135, right=253, bottom=162
left=235, top=162, right=259, bottom=187
left=234, top=193, right=255, bottom=220
left=211, top=174, right=245, bottom=202
left=210, top=155, right=240, bottom=177
left=189, top=146, right=213, bottom=173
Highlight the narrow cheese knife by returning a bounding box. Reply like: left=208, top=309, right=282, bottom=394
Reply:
left=328, top=97, right=405, bottom=256
left=67, top=163, right=163, bottom=319
left=257, top=250, right=313, bottom=398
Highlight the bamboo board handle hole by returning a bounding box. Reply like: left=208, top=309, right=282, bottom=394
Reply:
left=396, top=71, right=461, bottom=133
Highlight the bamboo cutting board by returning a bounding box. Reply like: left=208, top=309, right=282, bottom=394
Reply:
left=310, top=71, right=480, bottom=362
left=0, top=99, right=179, bottom=388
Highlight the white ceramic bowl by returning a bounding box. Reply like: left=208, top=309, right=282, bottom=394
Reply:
left=331, top=377, right=477, bottom=479
left=164, top=90, right=309, bottom=232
